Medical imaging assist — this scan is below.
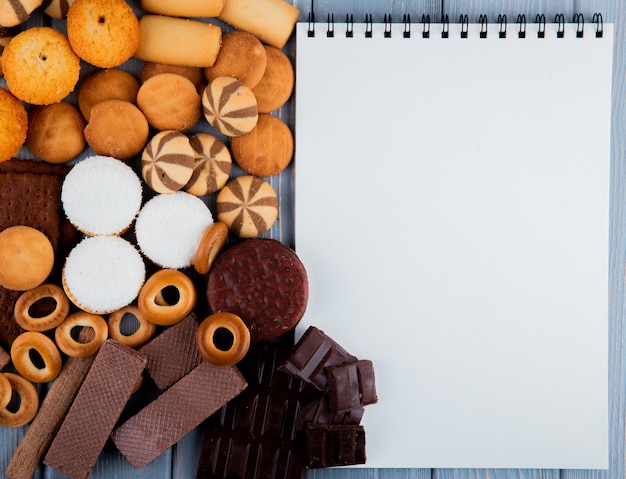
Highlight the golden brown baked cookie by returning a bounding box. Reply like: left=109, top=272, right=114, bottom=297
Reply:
left=1, top=27, right=80, bottom=105
left=0, top=87, right=27, bottom=163
left=84, top=99, right=149, bottom=160
left=42, top=0, right=78, bottom=19
left=0, top=28, right=15, bottom=78
left=141, top=0, right=224, bottom=17
left=231, top=113, right=293, bottom=177
left=0, top=0, right=42, bottom=27
left=78, top=69, right=140, bottom=122
left=137, top=73, right=201, bottom=132
left=251, top=45, right=294, bottom=113
left=204, top=31, right=267, bottom=89
left=27, top=102, right=85, bottom=164
left=184, top=133, right=232, bottom=196
left=202, top=76, right=258, bottom=137
left=0, top=226, right=54, bottom=291
left=141, top=62, right=205, bottom=93
left=67, top=0, right=140, bottom=68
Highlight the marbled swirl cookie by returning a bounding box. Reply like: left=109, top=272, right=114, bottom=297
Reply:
left=142, top=131, right=195, bottom=194
left=0, top=0, right=42, bottom=27
left=184, top=133, right=232, bottom=196
left=216, top=175, right=278, bottom=238
left=202, top=76, right=258, bottom=137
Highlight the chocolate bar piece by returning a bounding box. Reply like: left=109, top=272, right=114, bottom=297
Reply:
left=196, top=343, right=322, bottom=479
left=0, top=345, right=9, bottom=371
left=139, top=313, right=203, bottom=390
left=44, top=340, right=146, bottom=479
left=305, top=424, right=366, bottom=468
left=0, top=287, right=24, bottom=347
left=295, top=395, right=364, bottom=429
left=327, top=359, right=378, bottom=413
left=111, top=361, right=247, bottom=469
left=277, top=326, right=356, bottom=390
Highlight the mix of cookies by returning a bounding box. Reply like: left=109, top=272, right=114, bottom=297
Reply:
left=0, top=1, right=378, bottom=478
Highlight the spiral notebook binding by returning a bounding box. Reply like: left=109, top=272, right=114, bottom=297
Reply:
left=517, top=14, right=526, bottom=38
left=479, top=14, right=488, bottom=38
left=573, top=13, right=584, bottom=38
left=346, top=13, right=354, bottom=38
left=327, top=13, right=334, bottom=38
left=460, top=14, right=469, bottom=38
left=421, top=14, right=429, bottom=39
left=441, top=14, right=450, bottom=38
left=555, top=13, right=565, bottom=38
left=384, top=14, right=392, bottom=38
left=498, top=14, right=507, bottom=38
left=536, top=14, right=546, bottom=38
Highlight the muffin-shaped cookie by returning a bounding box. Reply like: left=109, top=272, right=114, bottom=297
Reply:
left=27, top=102, right=85, bottom=164
left=0, top=0, right=42, bottom=27
left=251, top=45, right=294, bottom=113
left=1, top=27, right=80, bottom=105
left=67, top=0, right=140, bottom=68
left=141, top=62, right=205, bottom=93
left=184, top=133, right=232, bottom=196
left=84, top=99, right=149, bottom=160
left=78, top=69, right=140, bottom=121
left=0, top=87, right=27, bottom=162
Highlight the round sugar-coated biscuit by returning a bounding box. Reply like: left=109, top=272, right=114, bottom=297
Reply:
left=41, top=0, right=78, bottom=19
left=0, top=0, right=42, bottom=26
left=204, top=31, right=267, bottom=89
left=202, top=76, right=258, bottom=137
left=1, top=27, right=80, bottom=105
left=137, top=73, right=201, bottom=132
left=216, top=175, right=278, bottom=238
left=27, top=102, right=85, bottom=164
left=0, top=226, right=54, bottom=291
left=135, top=191, right=214, bottom=269
left=207, top=238, right=308, bottom=341
left=183, top=133, right=231, bottom=196
left=78, top=69, right=140, bottom=122
left=67, top=0, right=140, bottom=68
left=231, top=114, right=293, bottom=177
left=141, top=62, right=205, bottom=93
left=251, top=45, right=294, bottom=113
left=84, top=99, right=149, bottom=160
left=62, top=235, right=146, bottom=314
left=142, top=130, right=195, bottom=194
left=0, top=87, right=27, bottom=163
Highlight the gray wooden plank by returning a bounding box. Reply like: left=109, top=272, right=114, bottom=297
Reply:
left=308, top=468, right=431, bottom=478
left=434, top=471, right=558, bottom=479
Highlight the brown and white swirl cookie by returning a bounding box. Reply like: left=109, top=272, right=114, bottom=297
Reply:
left=216, top=175, right=278, bottom=238
left=142, top=131, right=195, bottom=194
left=202, top=76, right=258, bottom=137
left=184, top=133, right=232, bottom=197
left=0, top=0, right=42, bottom=27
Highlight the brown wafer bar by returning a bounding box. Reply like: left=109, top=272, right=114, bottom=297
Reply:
left=305, top=423, right=366, bottom=468
left=44, top=340, right=147, bottom=479
left=6, top=330, right=96, bottom=479
left=111, top=361, right=247, bottom=469
left=277, top=326, right=357, bottom=390
left=138, top=313, right=203, bottom=390
left=327, top=359, right=378, bottom=413
left=0, top=344, right=9, bottom=370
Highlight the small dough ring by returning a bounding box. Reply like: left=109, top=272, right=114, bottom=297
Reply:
left=55, top=312, right=109, bottom=358
left=108, top=305, right=156, bottom=348
left=0, top=373, right=39, bottom=427
left=14, top=283, right=70, bottom=332
left=0, top=373, right=11, bottom=411
left=138, top=269, right=197, bottom=326
left=196, top=312, right=250, bottom=366
left=11, top=331, right=62, bottom=383
left=193, top=221, right=229, bottom=275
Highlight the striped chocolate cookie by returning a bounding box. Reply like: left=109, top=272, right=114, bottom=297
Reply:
left=142, top=130, right=195, bottom=194
left=202, top=76, right=258, bottom=137
left=184, top=133, right=232, bottom=196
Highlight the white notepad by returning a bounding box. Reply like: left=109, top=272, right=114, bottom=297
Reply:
left=294, top=18, right=613, bottom=469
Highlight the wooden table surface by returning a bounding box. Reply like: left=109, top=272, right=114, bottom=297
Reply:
left=1, top=0, right=624, bottom=478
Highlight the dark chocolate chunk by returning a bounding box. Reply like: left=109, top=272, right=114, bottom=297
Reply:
left=277, top=326, right=356, bottom=390
left=295, top=395, right=364, bottom=429
left=305, top=424, right=366, bottom=468
left=327, top=359, right=378, bottom=412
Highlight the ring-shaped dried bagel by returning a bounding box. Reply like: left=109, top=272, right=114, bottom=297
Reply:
left=54, top=311, right=108, bottom=358
left=0, top=373, right=39, bottom=427
left=138, top=269, right=197, bottom=326
left=0, top=373, right=11, bottom=411
left=196, top=312, right=250, bottom=367
left=193, top=222, right=229, bottom=275
left=11, top=331, right=62, bottom=383
left=14, top=283, right=70, bottom=332
left=107, top=305, right=156, bottom=348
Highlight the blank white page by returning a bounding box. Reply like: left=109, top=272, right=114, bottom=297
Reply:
left=294, top=20, right=613, bottom=469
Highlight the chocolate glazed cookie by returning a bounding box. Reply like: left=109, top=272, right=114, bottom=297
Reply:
left=206, top=239, right=308, bottom=342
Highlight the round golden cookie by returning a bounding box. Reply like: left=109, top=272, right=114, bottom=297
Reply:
left=231, top=114, right=293, bottom=177
left=42, top=0, right=78, bottom=19
left=216, top=175, right=278, bottom=238
left=251, top=45, right=294, bottom=113
left=0, top=0, right=42, bottom=27
left=137, top=73, right=201, bottom=132
left=67, top=0, right=140, bottom=68
left=27, top=102, right=85, bottom=164
left=202, top=76, right=258, bottom=137
left=184, top=133, right=232, bottom=196
left=0, top=87, right=27, bottom=163
left=204, top=31, right=267, bottom=89
left=141, top=62, right=205, bottom=93
left=1, top=27, right=80, bottom=105
left=84, top=99, right=149, bottom=160
left=0, top=226, right=54, bottom=291
left=78, top=68, right=140, bottom=122
left=0, top=34, right=13, bottom=79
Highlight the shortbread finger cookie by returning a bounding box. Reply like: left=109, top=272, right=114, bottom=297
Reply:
left=184, top=133, right=232, bottom=196
left=231, top=114, right=293, bottom=177
left=42, top=0, right=78, bottom=19
left=204, top=31, right=267, bottom=89
left=216, top=176, right=278, bottom=238
left=0, top=0, right=42, bottom=27
left=251, top=46, right=294, bottom=113
left=78, top=68, right=140, bottom=122
left=141, top=0, right=224, bottom=17
left=142, top=131, right=195, bottom=194
left=134, top=15, right=221, bottom=68
left=218, top=0, right=299, bottom=49
left=202, top=76, right=258, bottom=137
